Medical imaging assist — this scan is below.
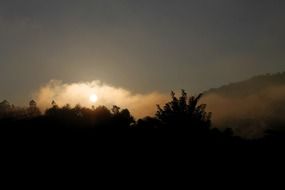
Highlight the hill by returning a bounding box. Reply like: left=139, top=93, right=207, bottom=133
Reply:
left=203, top=72, right=285, bottom=138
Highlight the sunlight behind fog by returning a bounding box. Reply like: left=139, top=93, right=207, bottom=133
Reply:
left=89, top=94, right=98, bottom=103
left=35, top=80, right=168, bottom=118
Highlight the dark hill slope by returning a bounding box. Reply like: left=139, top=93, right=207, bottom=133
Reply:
left=203, top=72, right=285, bottom=138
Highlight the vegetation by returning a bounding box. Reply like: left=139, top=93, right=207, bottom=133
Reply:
left=0, top=88, right=284, bottom=145
left=204, top=72, right=285, bottom=138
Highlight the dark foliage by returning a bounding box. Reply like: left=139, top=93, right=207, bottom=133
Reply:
left=156, top=90, right=211, bottom=130
left=0, top=90, right=284, bottom=147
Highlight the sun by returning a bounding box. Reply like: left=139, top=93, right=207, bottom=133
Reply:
left=89, top=94, right=98, bottom=103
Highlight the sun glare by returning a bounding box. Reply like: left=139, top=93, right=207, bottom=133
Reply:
left=89, top=94, right=98, bottom=103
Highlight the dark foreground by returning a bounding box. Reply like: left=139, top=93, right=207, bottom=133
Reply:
left=1, top=124, right=285, bottom=149
left=1, top=91, right=285, bottom=154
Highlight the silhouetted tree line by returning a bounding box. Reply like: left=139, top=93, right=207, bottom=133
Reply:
left=0, top=90, right=283, bottom=145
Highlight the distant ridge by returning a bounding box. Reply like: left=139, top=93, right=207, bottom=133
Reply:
left=205, top=71, right=285, bottom=97
left=203, top=71, right=285, bottom=138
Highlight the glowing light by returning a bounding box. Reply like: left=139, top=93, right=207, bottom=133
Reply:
left=89, top=94, right=98, bottom=103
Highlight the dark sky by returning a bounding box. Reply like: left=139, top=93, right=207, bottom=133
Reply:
left=1, top=0, right=285, bottom=104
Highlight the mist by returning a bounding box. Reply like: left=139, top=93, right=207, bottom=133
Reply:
left=34, top=78, right=285, bottom=138
left=34, top=80, right=168, bottom=119
left=203, top=85, right=285, bottom=138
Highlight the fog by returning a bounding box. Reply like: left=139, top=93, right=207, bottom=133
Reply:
left=35, top=80, right=168, bottom=119
left=203, top=85, right=285, bottom=138
left=34, top=79, right=285, bottom=138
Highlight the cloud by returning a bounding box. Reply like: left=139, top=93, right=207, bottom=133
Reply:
left=34, top=80, right=168, bottom=118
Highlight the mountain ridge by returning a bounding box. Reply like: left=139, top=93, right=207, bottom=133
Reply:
left=205, top=71, right=285, bottom=97
left=202, top=71, right=285, bottom=138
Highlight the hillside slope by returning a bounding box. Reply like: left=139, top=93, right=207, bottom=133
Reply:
left=202, top=72, right=285, bottom=138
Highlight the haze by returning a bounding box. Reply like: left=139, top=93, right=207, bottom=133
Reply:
left=1, top=0, right=285, bottom=106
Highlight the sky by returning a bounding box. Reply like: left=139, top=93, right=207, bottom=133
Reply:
left=1, top=0, right=285, bottom=106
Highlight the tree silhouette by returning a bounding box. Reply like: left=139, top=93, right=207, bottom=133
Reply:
left=27, top=100, right=41, bottom=118
left=111, top=105, right=120, bottom=115
left=111, top=105, right=135, bottom=130
left=0, top=100, right=11, bottom=112
left=156, top=90, right=211, bottom=131
left=0, top=88, right=283, bottom=145
left=0, top=100, right=12, bottom=119
left=137, top=116, right=161, bottom=129
left=51, top=100, right=58, bottom=108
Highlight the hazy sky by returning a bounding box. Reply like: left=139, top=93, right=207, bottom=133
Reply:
left=1, top=0, right=285, bottom=104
